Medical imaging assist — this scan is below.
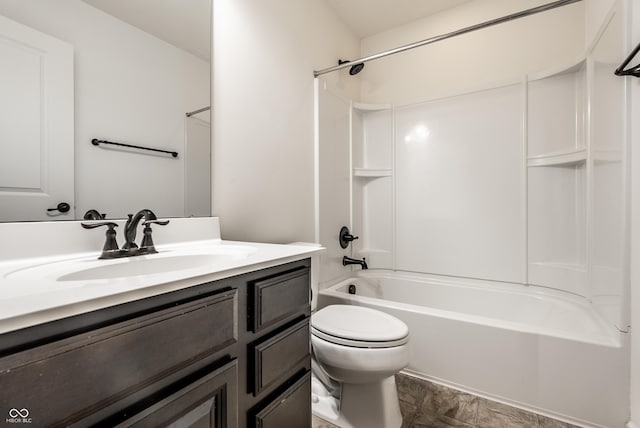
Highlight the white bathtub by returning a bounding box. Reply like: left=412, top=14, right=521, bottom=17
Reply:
left=318, top=270, right=629, bottom=428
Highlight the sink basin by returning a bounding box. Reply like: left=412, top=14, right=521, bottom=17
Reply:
left=57, top=254, right=225, bottom=281
left=3, top=243, right=257, bottom=282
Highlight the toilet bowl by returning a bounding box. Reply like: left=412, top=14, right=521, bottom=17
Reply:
left=311, top=304, right=410, bottom=428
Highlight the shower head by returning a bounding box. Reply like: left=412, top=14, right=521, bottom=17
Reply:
left=349, top=62, right=365, bottom=75
left=338, top=59, right=365, bottom=75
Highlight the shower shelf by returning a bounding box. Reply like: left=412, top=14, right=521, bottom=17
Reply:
left=527, top=149, right=586, bottom=167
left=353, top=102, right=391, bottom=112
left=353, top=168, right=392, bottom=177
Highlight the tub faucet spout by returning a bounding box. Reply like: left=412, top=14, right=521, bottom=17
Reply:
left=343, top=256, right=368, bottom=270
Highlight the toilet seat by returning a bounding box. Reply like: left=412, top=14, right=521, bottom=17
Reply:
left=311, top=305, right=409, bottom=348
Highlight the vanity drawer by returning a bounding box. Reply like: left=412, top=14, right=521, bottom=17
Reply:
left=250, top=266, right=310, bottom=332
left=0, top=288, right=238, bottom=427
left=251, top=318, right=310, bottom=395
left=115, top=359, right=238, bottom=428
left=252, top=371, right=311, bottom=428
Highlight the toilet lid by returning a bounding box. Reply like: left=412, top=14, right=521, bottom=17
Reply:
left=311, top=305, right=409, bottom=348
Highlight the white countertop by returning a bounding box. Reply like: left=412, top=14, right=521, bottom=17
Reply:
left=0, top=218, right=323, bottom=335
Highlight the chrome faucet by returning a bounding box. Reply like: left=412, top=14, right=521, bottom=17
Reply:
left=343, top=256, right=368, bottom=270
left=123, top=209, right=169, bottom=254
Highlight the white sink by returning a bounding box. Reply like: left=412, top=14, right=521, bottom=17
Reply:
left=3, top=244, right=257, bottom=283
left=57, top=254, right=227, bottom=281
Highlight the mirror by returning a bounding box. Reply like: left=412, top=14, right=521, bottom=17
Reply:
left=0, top=0, right=211, bottom=222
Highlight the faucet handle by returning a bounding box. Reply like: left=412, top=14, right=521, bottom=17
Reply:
left=81, top=221, right=118, bottom=230
left=143, top=219, right=170, bottom=226
left=81, top=222, right=120, bottom=258
left=339, top=226, right=359, bottom=249
left=139, top=219, right=169, bottom=254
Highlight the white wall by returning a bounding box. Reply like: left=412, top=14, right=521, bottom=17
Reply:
left=316, top=82, right=352, bottom=284
left=359, top=0, right=585, bottom=104
left=586, top=0, right=617, bottom=45
left=212, top=0, right=359, bottom=243
left=0, top=0, right=209, bottom=219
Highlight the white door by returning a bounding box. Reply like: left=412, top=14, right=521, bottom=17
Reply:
left=0, top=15, right=74, bottom=221
left=184, top=116, right=211, bottom=217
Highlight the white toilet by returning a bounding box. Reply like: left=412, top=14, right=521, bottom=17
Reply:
left=310, top=304, right=410, bottom=428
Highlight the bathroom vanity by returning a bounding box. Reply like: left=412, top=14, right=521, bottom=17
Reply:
left=0, top=218, right=319, bottom=427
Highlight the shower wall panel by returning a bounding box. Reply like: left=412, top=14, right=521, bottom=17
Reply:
left=351, top=106, right=394, bottom=269
left=589, top=5, right=628, bottom=330
left=526, top=62, right=587, bottom=297
left=394, top=85, right=525, bottom=284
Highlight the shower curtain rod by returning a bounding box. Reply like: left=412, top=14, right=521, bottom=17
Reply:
left=313, top=0, right=582, bottom=77
left=186, top=106, right=210, bottom=117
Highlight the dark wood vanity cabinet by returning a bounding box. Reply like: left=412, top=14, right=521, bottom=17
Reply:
left=0, top=258, right=312, bottom=428
left=244, top=263, right=312, bottom=428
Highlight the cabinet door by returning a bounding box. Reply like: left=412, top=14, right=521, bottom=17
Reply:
left=253, top=372, right=311, bottom=428
left=118, top=359, right=238, bottom=428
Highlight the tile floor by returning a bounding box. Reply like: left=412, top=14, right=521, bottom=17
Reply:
left=312, top=373, right=581, bottom=428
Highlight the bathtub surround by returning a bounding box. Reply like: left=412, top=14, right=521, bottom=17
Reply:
left=320, top=8, right=629, bottom=327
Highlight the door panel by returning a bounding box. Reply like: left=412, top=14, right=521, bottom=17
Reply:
left=0, top=15, right=74, bottom=221
left=184, top=116, right=211, bottom=217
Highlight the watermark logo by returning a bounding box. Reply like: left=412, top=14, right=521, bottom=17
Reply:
left=6, top=408, right=31, bottom=424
